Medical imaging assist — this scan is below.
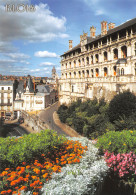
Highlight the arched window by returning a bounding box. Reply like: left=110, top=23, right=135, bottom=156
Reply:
left=69, top=62, right=71, bottom=68
left=66, top=63, right=67, bottom=69
left=113, top=48, right=118, bottom=59
left=82, top=58, right=84, bottom=66
left=91, top=69, right=94, bottom=77
left=74, top=72, right=76, bottom=78
left=78, top=59, right=81, bottom=66
left=95, top=54, right=99, bottom=63
left=78, top=71, right=81, bottom=78
left=69, top=72, right=71, bottom=79
left=86, top=70, right=89, bottom=77
left=121, top=46, right=127, bottom=58
left=104, top=67, right=108, bottom=77
left=113, top=66, right=117, bottom=76
left=82, top=70, right=85, bottom=78
left=121, top=68, right=124, bottom=75
left=65, top=73, right=67, bottom=79
left=95, top=68, right=99, bottom=77
left=104, top=51, right=108, bottom=61
left=74, top=60, right=76, bottom=68
left=86, top=57, right=89, bottom=65
left=91, top=55, right=93, bottom=64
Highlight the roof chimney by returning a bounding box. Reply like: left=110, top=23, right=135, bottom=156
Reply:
left=69, top=40, right=73, bottom=50
left=108, top=22, right=115, bottom=30
left=90, top=26, right=96, bottom=38
left=101, top=21, right=107, bottom=36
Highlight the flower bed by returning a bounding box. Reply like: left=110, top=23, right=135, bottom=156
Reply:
left=0, top=135, right=108, bottom=195
left=97, top=130, right=136, bottom=194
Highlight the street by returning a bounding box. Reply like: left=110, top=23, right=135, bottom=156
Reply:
left=39, top=102, right=68, bottom=136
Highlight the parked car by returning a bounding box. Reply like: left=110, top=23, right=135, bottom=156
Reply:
left=18, top=117, right=24, bottom=124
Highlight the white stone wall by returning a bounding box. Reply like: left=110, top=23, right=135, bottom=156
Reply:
left=59, top=31, right=136, bottom=104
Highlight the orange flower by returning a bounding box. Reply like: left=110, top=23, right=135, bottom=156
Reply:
left=20, top=186, right=27, bottom=191
left=33, top=192, right=38, bottom=195
left=1, top=171, right=8, bottom=176
left=26, top=165, right=30, bottom=169
left=43, top=173, right=48, bottom=178
left=12, top=191, right=17, bottom=194
left=5, top=168, right=10, bottom=171
left=33, top=168, right=40, bottom=175
left=31, top=176, right=37, bottom=180
left=1, top=191, right=7, bottom=194
left=41, top=170, right=46, bottom=174
left=22, top=162, right=26, bottom=165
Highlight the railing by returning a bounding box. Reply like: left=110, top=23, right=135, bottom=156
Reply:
left=0, top=90, right=12, bottom=93
left=0, top=103, right=12, bottom=106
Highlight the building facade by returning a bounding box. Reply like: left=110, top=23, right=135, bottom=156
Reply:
left=0, top=81, right=15, bottom=117
left=59, top=18, right=136, bottom=104
left=14, top=77, right=56, bottom=117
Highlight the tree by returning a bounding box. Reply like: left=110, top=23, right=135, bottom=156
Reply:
left=108, top=91, right=136, bottom=123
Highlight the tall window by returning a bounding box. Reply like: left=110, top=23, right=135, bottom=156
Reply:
left=74, top=72, right=76, bottom=78
left=78, top=71, right=81, bottom=78
left=121, top=46, right=127, bottom=58
left=91, top=55, right=93, bottom=64
left=113, top=66, right=117, bottom=76
left=82, top=70, right=85, bottom=78
left=104, top=67, right=108, bottom=76
left=86, top=70, right=89, bottom=77
left=82, top=58, right=84, bottom=66
left=113, top=48, right=118, bottom=59
left=95, top=54, right=99, bottom=63
left=74, top=61, right=76, bottom=68
left=78, top=59, right=81, bottom=66
left=72, top=85, right=74, bottom=92
left=95, top=68, right=99, bottom=77
left=86, top=57, right=89, bottom=65
left=121, top=68, right=124, bottom=75
left=104, top=51, right=108, bottom=61
left=91, top=69, right=94, bottom=77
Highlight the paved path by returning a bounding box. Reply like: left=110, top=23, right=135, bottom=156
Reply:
left=39, top=102, right=69, bottom=136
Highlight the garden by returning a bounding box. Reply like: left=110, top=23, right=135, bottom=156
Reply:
left=0, top=130, right=108, bottom=195
left=57, top=91, right=136, bottom=194
left=0, top=90, right=136, bottom=194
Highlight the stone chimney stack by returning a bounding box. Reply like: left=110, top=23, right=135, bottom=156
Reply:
left=108, top=22, right=115, bottom=30
left=69, top=40, right=73, bottom=50
left=90, top=26, right=96, bottom=38
left=101, top=21, right=107, bottom=36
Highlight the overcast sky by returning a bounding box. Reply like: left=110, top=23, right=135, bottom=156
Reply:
left=0, top=0, right=136, bottom=77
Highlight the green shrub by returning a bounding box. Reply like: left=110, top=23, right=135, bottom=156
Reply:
left=57, top=98, right=112, bottom=138
left=0, top=130, right=67, bottom=171
left=108, top=91, right=136, bottom=123
left=57, top=104, right=69, bottom=123
left=96, top=130, right=136, bottom=155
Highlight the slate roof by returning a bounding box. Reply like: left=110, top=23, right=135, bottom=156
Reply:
left=16, top=81, right=25, bottom=94
left=27, top=77, right=34, bottom=93
left=36, top=85, right=50, bottom=94
left=61, top=17, right=136, bottom=57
